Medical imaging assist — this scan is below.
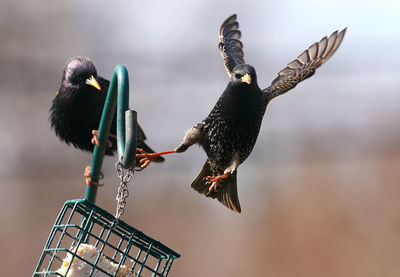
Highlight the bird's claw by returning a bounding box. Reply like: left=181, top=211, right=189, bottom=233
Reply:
left=136, top=149, right=176, bottom=169
left=91, top=130, right=113, bottom=148
left=84, top=165, right=103, bottom=187
left=204, top=173, right=230, bottom=192
left=136, top=148, right=156, bottom=169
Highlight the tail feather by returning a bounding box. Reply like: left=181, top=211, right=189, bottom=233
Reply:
left=191, top=161, right=241, bottom=213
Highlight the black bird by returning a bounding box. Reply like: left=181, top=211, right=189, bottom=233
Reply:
left=50, top=56, right=163, bottom=184
left=137, top=15, right=346, bottom=212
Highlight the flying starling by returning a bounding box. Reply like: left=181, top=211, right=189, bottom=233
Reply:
left=137, top=15, right=346, bottom=212
left=50, top=56, right=164, bottom=184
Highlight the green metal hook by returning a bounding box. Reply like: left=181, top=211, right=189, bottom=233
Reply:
left=84, top=65, right=137, bottom=203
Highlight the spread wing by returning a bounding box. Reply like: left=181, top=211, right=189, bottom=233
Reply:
left=264, top=28, right=346, bottom=101
left=218, top=14, right=245, bottom=77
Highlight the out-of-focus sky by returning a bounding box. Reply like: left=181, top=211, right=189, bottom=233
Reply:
left=1, top=0, right=400, bottom=276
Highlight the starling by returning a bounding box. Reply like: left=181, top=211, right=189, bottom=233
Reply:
left=137, top=15, right=346, bottom=212
left=50, top=56, right=163, bottom=184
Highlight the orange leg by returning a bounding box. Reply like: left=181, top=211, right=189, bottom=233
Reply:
left=91, top=130, right=116, bottom=148
left=84, top=164, right=104, bottom=187
left=136, top=149, right=176, bottom=169
left=205, top=173, right=230, bottom=192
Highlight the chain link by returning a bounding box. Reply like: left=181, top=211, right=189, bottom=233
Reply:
left=115, top=156, right=134, bottom=219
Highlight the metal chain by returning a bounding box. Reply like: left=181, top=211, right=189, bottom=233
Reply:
left=115, top=156, right=134, bottom=219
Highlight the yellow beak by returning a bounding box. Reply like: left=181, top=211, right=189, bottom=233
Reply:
left=241, top=73, right=252, bottom=85
left=85, top=75, right=101, bottom=91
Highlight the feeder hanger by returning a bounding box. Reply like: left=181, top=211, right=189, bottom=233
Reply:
left=84, top=65, right=137, bottom=204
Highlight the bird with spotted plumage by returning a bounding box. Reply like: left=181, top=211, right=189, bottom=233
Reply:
left=139, top=14, right=346, bottom=212
left=50, top=56, right=164, bottom=185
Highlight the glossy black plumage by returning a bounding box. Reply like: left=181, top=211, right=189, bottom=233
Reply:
left=50, top=56, right=163, bottom=164
left=174, top=15, right=346, bottom=212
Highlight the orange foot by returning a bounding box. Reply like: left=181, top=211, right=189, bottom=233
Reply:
left=91, top=130, right=116, bottom=148
left=84, top=164, right=104, bottom=186
left=205, top=173, right=230, bottom=192
left=136, top=149, right=176, bottom=169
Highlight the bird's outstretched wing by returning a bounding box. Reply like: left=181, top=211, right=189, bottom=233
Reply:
left=218, top=14, right=245, bottom=77
left=264, top=28, right=346, bottom=101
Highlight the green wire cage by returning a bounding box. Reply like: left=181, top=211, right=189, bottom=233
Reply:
left=33, top=65, right=180, bottom=277
left=33, top=199, right=179, bottom=276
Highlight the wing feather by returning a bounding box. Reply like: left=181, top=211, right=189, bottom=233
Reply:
left=265, top=28, right=346, bottom=101
left=218, top=14, right=245, bottom=77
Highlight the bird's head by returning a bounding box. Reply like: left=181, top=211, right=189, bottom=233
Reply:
left=62, top=56, right=101, bottom=92
left=230, top=64, right=257, bottom=87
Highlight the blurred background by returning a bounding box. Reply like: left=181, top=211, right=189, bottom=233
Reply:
left=1, top=0, right=400, bottom=276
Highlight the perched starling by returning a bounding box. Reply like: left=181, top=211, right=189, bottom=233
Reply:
left=137, top=15, right=346, bottom=212
left=50, top=56, right=163, bottom=183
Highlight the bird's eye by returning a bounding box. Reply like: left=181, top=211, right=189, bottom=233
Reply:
left=234, top=73, right=241, bottom=79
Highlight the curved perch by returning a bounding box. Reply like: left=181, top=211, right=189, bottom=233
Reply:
left=85, top=65, right=137, bottom=203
